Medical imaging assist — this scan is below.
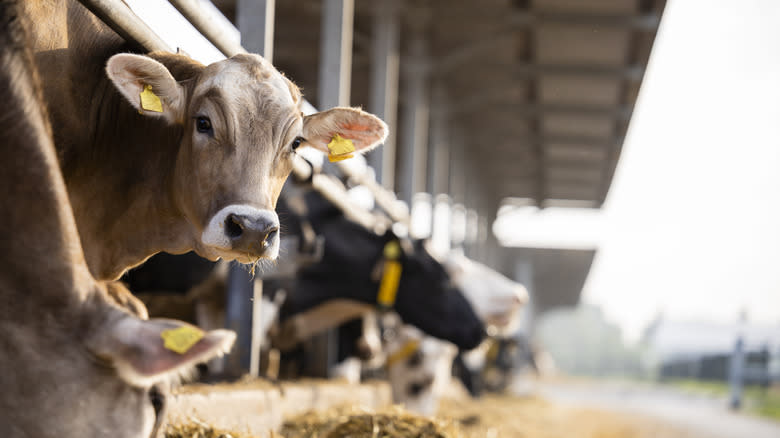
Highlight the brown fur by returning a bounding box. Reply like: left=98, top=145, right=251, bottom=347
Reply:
left=0, top=2, right=234, bottom=435
left=20, top=0, right=386, bottom=283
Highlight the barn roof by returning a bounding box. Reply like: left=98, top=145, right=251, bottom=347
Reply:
left=211, top=0, right=666, bottom=210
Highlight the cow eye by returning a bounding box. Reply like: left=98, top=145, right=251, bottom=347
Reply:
left=291, top=136, right=305, bottom=150
left=195, top=116, right=212, bottom=134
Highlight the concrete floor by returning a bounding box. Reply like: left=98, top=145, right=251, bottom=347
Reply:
left=534, top=380, right=780, bottom=438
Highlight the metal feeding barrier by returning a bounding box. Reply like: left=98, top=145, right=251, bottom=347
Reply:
left=76, top=0, right=406, bottom=376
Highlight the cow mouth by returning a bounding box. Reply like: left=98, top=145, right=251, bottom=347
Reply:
left=202, top=246, right=278, bottom=264
left=485, top=312, right=516, bottom=328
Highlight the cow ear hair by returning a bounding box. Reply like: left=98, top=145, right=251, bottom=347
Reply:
left=301, top=107, right=388, bottom=154
left=87, top=314, right=235, bottom=388
left=106, top=54, right=185, bottom=124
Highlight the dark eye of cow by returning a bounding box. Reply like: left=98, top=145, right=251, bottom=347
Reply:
left=195, top=116, right=212, bottom=134
left=291, top=136, right=305, bottom=150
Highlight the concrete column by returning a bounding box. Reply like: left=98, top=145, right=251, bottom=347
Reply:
left=318, top=0, right=354, bottom=108
left=237, top=0, right=275, bottom=60
left=366, top=0, right=399, bottom=190
left=397, top=34, right=429, bottom=204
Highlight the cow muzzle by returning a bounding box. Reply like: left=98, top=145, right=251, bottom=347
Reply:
left=201, top=205, right=280, bottom=261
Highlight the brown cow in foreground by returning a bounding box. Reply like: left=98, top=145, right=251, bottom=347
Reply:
left=22, top=1, right=388, bottom=281
left=0, top=2, right=234, bottom=436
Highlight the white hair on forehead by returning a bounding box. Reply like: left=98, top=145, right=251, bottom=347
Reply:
left=194, top=59, right=295, bottom=107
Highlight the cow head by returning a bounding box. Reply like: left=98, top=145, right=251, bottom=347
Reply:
left=287, top=192, right=486, bottom=351
left=384, top=324, right=458, bottom=415
left=445, top=254, right=529, bottom=336
left=105, top=53, right=387, bottom=263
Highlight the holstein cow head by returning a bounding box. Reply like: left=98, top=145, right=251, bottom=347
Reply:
left=105, top=53, right=387, bottom=264
left=280, top=192, right=486, bottom=350
left=385, top=325, right=458, bottom=415
left=445, top=253, right=529, bottom=337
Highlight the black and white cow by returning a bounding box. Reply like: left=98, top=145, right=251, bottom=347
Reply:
left=273, top=190, right=485, bottom=352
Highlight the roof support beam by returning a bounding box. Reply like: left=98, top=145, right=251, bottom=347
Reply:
left=448, top=101, right=632, bottom=121
left=433, top=12, right=660, bottom=74
left=438, top=61, right=645, bottom=81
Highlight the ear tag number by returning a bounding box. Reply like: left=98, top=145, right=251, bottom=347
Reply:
left=327, top=134, right=355, bottom=162
left=161, top=326, right=204, bottom=354
left=140, top=84, right=163, bottom=113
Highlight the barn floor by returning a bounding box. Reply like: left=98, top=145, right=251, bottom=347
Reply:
left=164, top=379, right=692, bottom=438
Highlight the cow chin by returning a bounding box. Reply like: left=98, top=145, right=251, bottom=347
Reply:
left=197, top=237, right=280, bottom=264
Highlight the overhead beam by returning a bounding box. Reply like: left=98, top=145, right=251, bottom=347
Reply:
left=434, top=12, right=660, bottom=73
left=448, top=101, right=632, bottom=120
left=437, top=61, right=645, bottom=81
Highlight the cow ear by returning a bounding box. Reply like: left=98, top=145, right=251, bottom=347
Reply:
left=301, top=107, right=388, bottom=155
left=88, top=314, right=235, bottom=388
left=106, top=54, right=185, bottom=124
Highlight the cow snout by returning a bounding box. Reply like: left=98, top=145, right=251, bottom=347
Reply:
left=225, top=213, right=279, bottom=251
left=201, top=206, right=280, bottom=260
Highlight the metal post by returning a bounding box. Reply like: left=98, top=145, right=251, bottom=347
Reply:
left=249, top=279, right=264, bottom=376
left=397, top=34, right=429, bottom=204
left=729, top=312, right=747, bottom=410
left=428, top=84, right=450, bottom=197
left=237, top=0, right=274, bottom=60
left=515, top=260, right=535, bottom=333
left=318, top=0, right=354, bottom=108
left=224, top=262, right=254, bottom=376
left=312, top=0, right=355, bottom=377
left=222, top=0, right=277, bottom=377
left=366, top=0, right=400, bottom=190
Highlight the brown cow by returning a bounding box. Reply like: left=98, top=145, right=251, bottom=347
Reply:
left=22, top=1, right=388, bottom=280
left=0, top=2, right=234, bottom=436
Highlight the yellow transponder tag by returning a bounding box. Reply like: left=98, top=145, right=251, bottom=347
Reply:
left=327, top=134, right=355, bottom=162
left=161, top=326, right=204, bottom=354
left=140, top=84, right=163, bottom=113
left=386, top=339, right=420, bottom=368
left=377, top=260, right=402, bottom=307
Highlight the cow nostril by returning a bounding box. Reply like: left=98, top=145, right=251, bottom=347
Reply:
left=261, top=226, right=280, bottom=243
left=225, top=214, right=244, bottom=239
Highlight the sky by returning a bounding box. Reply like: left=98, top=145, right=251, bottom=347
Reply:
left=495, top=0, right=780, bottom=342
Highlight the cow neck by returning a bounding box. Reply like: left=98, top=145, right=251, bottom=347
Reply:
left=63, top=64, right=188, bottom=281
left=0, top=5, right=96, bottom=322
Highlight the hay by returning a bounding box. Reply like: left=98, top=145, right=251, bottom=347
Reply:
left=281, top=406, right=457, bottom=438
left=163, top=420, right=257, bottom=438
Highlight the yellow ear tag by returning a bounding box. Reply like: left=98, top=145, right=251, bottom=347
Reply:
left=160, top=325, right=204, bottom=354
left=377, top=241, right=402, bottom=308
left=140, top=84, right=163, bottom=113
left=327, top=134, right=355, bottom=162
